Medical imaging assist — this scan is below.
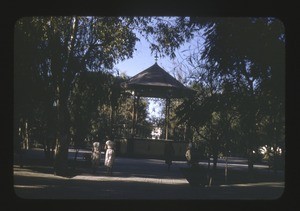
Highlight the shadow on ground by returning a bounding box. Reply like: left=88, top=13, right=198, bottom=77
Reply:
left=14, top=155, right=284, bottom=185
left=13, top=167, right=284, bottom=200
left=13, top=150, right=285, bottom=200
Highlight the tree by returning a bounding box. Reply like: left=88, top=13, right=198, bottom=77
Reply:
left=175, top=17, right=285, bottom=171
left=16, top=16, right=181, bottom=175
left=69, top=71, right=112, bottom=148
left=14, top=16, right=141, bottom=175
left=15, top=16, right=284, bottom=175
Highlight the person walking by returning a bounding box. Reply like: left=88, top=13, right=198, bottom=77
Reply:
left=104, top=137, right=115, bottom=176
left=91, top=138, right=101, bottom=174
left=185, top=145, right=192, bottom=167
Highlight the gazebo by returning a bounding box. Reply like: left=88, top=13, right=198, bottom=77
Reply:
left=121, top=62, right=196, bottom=140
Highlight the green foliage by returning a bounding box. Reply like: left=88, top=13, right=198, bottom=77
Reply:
left=14, top=16, right=285, bottom=173
left=68, top=71, right=111, bottom=146
left=174, top=17, right=285, bottom=163
left=14, top=16, right=199, bottom=174
left=14, top=16, right=142, bottom=147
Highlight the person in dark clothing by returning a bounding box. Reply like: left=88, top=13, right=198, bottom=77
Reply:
left=164, top=141, right=175, bottom=171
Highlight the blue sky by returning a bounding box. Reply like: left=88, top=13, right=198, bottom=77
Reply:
left=115, top=36, right=165, bottom=118
left=114, top=33, right=201, bottom=119
left=114, top=34, right=156, bottom=77
left=114, top=32, right=200, bottom=78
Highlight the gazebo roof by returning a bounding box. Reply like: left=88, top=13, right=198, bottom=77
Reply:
left=121, top=62, right=196, bottom=98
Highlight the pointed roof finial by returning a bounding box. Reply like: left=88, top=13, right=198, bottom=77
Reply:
left=154, top=51, right=158, bottom=63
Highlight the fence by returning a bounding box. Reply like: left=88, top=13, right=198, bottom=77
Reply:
left=115, top=138, right=189, bottom=160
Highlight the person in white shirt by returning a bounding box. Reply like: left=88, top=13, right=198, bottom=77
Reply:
left=104, top=137, right=115, bottom=175
left=91, top=140, right=101, bottom=174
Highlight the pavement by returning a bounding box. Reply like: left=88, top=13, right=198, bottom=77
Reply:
left=13, top=148, right=285, bottom=200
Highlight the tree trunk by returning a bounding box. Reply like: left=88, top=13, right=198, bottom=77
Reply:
left=53, top=97, right=71, bottom=176
left=43, top=143, right=50, bottom=160
left=54, top=134, right=69, bottom=176
left=20, top=119, right=29, bottom=150
left=247, top=149, right=254, bottom=171
left=212, top=139, right=218, bottom=169
left=131, top=94, right=137, bottom=136
left=50, top=30, right=73, bottom=176
left=24, top=120, right=29, bottom=149
left=165, top=98, right=170, bottom=140
left=44, top=136, right=55, bottom=162
left=74, top=148, right=79, bottom=161
left=247, top=127, right=256, bottom=172
left=213, top=153, right=218, bottom=169
left=225, top=156, right=228, bottom=184
left=54, top=99, right=70, bottom=175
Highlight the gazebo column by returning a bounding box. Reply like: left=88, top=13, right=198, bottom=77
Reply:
left=165, top=98, right=170, bottom=140
left=135, top=95, right=140, bottom=136
left=131, top=92, right=140, bottom=137
left=131, top=93, right=136, bottom=137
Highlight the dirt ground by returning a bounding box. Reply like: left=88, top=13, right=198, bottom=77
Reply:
left=12, top=148, right=285, bottom=201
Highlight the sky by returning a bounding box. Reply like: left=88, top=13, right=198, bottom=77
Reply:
left=114, top=33, right=201, bottom=119
left=115, top=34, right=181, bottom=78
left=114, top=26, right=202, bottom=77
left=114, top=37, right=166, bottom=119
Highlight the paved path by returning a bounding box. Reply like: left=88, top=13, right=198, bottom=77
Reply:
left=13, top=148, right=284, bottom=200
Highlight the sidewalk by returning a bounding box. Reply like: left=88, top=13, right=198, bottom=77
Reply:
left=13, top=148, right=284, bottom=200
